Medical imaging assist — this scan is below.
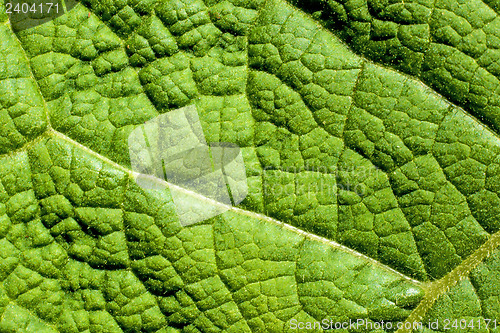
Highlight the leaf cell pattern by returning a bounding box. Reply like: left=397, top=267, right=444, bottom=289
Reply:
left=0, top=0, right=499, bottom=331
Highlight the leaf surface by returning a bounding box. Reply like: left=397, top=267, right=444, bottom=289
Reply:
left=0, top=0, right=499, bottom=331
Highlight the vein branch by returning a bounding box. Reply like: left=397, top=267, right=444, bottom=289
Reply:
left=49, top=128, right=422, bottom=287
left=396, top=231, right=500, bottom=333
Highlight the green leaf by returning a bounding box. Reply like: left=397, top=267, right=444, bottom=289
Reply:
left=0, top=0, right=499, bottom=331
left=290, top=0, right=500, bottom=134
left=416, top=247, right=500, bottom=333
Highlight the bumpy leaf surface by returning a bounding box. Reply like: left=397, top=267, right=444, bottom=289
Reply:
left=0, top=0, right=499, bottom=331
left=417, top=248, right=500, bottom=333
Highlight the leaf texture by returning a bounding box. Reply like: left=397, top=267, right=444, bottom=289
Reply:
left=0, top=0, right=499, bottom=331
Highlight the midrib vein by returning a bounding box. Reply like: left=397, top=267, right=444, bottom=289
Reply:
left=49, top=128, right=422, bottom=286
left=396, top=231, right=500, bottom=333
left=2, top=1, right=500, bottom=328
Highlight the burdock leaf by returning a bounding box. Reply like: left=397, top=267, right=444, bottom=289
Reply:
left=0, top=0, right=499, bottom=331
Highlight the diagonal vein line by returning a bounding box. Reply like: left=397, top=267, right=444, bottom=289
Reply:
left=49, top=128, right=423, bottom=287
left=2, top=0, right=500, bottom=328
left=396, top=231, right=500, bottom=333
